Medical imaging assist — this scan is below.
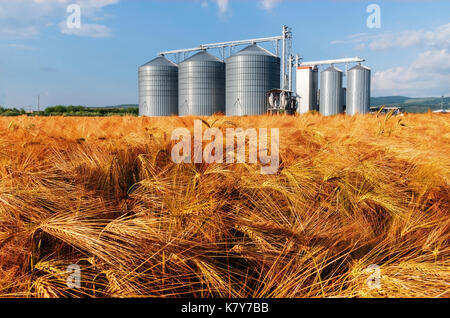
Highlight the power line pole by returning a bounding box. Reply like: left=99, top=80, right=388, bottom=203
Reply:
left=37, top=94, right=40, bottom=112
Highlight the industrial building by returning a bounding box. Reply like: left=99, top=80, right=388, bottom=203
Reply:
left=138, top=26, right=371, bottom=117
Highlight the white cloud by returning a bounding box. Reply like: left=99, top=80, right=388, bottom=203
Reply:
left=59, top=21, right=112, bottom=38
left=259, top=0, right=282, bottom=10
left=201, top=1, right=208, bottom=8
left=332, top=23, right=450, bottom=51
left=332, top=23, right=450, bottom=97
left=0, top=0, right=118, bottom=38
left=1, top=26, right=40, bottom=39
left=372, top=49, right=450, bottom=96
left=216, top=0, right=229, bottom=15
left=354, top=43, right=366, bottom=50
left=8, top=43, right=36, bottom=50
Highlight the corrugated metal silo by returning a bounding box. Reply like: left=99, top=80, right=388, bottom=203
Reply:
left=226, top=44, right=280, bottom=116
left=319, top=66, right=344, bottom=116
left=178, top=50, right=225, bottom=116
left=139, top=55, right=178, bottom=116
left=346, top=64, right=371, bottom=115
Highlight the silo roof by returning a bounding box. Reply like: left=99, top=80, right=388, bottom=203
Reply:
left=323, top=65, right=343, bottom=73
left=232, top=44, right=276, bottom=57
left=349, top=64, right=371, bottom=71
left=141, top=55, right=178, bottom=67
left=181, top=50, right=222, bottom=63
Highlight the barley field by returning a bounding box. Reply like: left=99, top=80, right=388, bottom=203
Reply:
left=0, top=113, right=448, bottom=298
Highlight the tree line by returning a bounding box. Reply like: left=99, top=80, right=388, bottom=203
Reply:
left=0, top=105, right=138, bottom=116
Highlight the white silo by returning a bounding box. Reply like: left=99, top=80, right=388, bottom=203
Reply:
left=346, top=64, right=371, bottom=115
left=319, top=66, right=344, bottom=116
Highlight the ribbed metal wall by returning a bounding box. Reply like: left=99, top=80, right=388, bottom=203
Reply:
left=226, top=44, right=280, bottom=116
left=139, top=56, right=178, bottom=116
left=319, top=66, right=344, bottom=116
left=178, top=51, right=225, bottom=116
left=346, top=64, right=371, bottom=115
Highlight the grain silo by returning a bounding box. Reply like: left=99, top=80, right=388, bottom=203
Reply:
left=226, top=44, right=280, bottom=116
left=346, top=64, right=371, bottom=115
left=139, top=55, right=178, bottom=116
left=296, top=66, right=319, bottom=114
left=178, top=50, right=225, bottom=116
left=319, top=66, right=344, bottom=116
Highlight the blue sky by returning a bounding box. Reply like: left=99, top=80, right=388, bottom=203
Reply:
left=0, top=0, right=449, bottom=109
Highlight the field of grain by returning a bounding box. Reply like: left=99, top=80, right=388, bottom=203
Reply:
left=0, top=113, right=448, bottom=298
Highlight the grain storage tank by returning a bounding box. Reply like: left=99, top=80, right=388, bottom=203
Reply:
left=178, top=50, right=225, bottom=116
left=346, top=64, right=371, bottom=115
left=319, top=66, right=344, bottom=116
left=226, top=44, right=280, bottom=116
left=139, top=55, right=178, bottom=116
left=296, top=66, right=319, bottom=114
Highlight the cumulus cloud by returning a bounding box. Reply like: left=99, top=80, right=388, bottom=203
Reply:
left=59, top=21, right=112, bottom=38
left=8, top=43, right=36, bottom=50
left=0, top=0, right=118, bottom=38
left=372, top=49, right=450, bottom=96
left=332, top=23, right=450, bottom=96
left=332, top=23, right=450, bottom=51
left=353, top=43, right=366, bottom=51
left=258, top=0, right=282, bottom=10
left=216, top=0, right=230, bottom=15
left=202, top=0, right=281, bottom=16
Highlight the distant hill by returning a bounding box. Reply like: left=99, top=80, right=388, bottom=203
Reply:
left=90, top=98, right=450, bottom=114
left=92, top=104, right=138, bottom=109
left=371, top=96, right=449, bottom=113
left=371, top=96, right=410, bottom=105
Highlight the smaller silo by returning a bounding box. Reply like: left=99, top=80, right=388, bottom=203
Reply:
left=296, top=66, right=319, bottom=114
left=346, top=64, right=371, bottom=115
left=178, top=50, right=225, bottom=116
left=319, top=66, right=344, bottom=116
left=139, top=55, right=178, bottom=116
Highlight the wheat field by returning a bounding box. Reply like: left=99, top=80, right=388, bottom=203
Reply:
left=0, top=113, right=448, bottom=298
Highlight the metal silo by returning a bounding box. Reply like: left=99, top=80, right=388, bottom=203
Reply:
left=226, top=44, right=280, bottom=116
left=178, top=50, right=225, bottom=116
left=319, top=66, right=344, bottom=116
left=346, top=64, right=371, bottom=115
left=139, top=55, right=178, bottom=116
